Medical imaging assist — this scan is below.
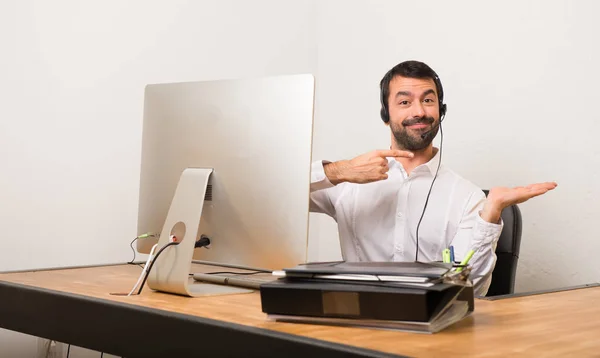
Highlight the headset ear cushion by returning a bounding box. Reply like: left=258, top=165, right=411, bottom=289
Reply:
left=380, top=107, right=389, bottom=123
left=440, top=103, right=447, bottom=117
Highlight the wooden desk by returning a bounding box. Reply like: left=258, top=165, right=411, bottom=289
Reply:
left=1, top=264, right=599, bottom=357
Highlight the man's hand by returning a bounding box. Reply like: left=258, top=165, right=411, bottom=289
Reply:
left=480, top=182, right=558, bottom=223
left=323, top=149, right=414, bottom=185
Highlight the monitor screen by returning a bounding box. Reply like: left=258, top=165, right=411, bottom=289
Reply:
left=136, top=74, right=315, bottom=271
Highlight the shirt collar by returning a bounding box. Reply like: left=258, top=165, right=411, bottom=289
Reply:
left=389, top=147, right=441, bottom=177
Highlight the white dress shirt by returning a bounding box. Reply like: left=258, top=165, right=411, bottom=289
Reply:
left=309, top=149, right=503, bottom=296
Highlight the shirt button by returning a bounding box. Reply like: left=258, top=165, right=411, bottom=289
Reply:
left=394, top=244, right=404, bottom=254
left=397, top=212, right=403, bottom=218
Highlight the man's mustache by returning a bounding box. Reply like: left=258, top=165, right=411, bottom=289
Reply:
left=402, top=116, right=435, bottom=127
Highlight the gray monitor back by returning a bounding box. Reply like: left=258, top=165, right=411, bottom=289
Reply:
left=136, top=74, right=315, bottom=270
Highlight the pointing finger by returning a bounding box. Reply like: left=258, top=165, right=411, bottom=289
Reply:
left=376, top=149, right=414, bottom=158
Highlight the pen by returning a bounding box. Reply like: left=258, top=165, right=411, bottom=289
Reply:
left=456, top=249, right=475, bottom=272
left=449, top=246, right=455, bottom=263
left=442, top=248, right=451, bottom=263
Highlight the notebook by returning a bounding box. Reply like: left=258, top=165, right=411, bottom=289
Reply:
left=279, top=261, right=452, bottom=282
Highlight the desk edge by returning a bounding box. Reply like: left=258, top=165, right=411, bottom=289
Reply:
left=0, top=279, right=403, bottom=358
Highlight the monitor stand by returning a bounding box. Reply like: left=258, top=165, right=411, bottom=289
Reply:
left=146, top=168, right=252, bottom=297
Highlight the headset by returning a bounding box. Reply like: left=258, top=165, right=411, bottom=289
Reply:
left=378, top=69, right=448, bottom=262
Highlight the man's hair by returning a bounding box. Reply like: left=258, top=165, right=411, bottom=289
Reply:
left=379, top=60, right=444, bottom=121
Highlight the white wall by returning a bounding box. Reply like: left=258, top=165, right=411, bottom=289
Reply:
left=0, top=0, right=316, bottom=272
left=0, top=0, right=316, bottom=355
left=311, top=0, right=600, bottom=292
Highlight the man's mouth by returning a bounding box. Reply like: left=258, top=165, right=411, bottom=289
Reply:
left=402, top=117, right=435, bottom=129
left=405, top=123, right=430, bottom=130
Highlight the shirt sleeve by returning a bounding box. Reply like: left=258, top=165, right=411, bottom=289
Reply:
left=309, top=160, right=338, bottom=218
left=450, top=189, right=504, bottom=297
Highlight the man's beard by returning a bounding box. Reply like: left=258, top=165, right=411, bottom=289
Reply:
left=391, top=116, right=438, bottom=151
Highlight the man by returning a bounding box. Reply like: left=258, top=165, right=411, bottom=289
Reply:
left=310, top=60, right=556, bottom=296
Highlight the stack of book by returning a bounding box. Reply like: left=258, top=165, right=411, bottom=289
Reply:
left=259, top=261, right=473, bottom=333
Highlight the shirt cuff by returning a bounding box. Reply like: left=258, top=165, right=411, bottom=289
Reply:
left=311, top=160, right=336, bottom=191
left=472, top=213, right=504, bottom=246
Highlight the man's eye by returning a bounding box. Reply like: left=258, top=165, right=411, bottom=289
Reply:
left=423, top=99, right=435, bottom=103
left=398, top=100, right=409, bottom=105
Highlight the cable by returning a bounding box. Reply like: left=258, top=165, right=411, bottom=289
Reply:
left=128, top=233, right=156, bottom=265
left=67, top=344, right=71, bottom=358
left=136, top=241, right=179, bottom=295
left=100, top=352, right=103, bottom=358
left=137, top=235, right=214, bottom=293
left=45, top=340, right=52, bottom=357
left=195, top=235, right=210, bottom=249
left=189, top=270, right=266, bottom=277
left=191, top=260, right=272, bottom=273
left=206, top=271, right=265, bottom=275
left=415, top=120, right=444, bottom=262
left=128, top=237, right=138, bottom=264
left=127, top=234, right=213, bottom=296
left=127, top=244, right=159, bottom=296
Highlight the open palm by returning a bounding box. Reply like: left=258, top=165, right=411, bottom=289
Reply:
left=488, top=182, right=558, bottom=208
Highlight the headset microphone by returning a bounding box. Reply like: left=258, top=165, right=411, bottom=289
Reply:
left=420, top=113, right=445, bottom=139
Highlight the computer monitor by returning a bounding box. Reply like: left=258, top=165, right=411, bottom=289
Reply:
left=135, top=74, right=315, bottom=296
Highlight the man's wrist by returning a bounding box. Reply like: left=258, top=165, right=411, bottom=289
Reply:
left=323, top=161, right=347, bottom=185
left=480, top=200, right=503, bottom=224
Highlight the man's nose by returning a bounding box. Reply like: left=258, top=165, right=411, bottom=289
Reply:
left=411, top=101, right=425, bottom=118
